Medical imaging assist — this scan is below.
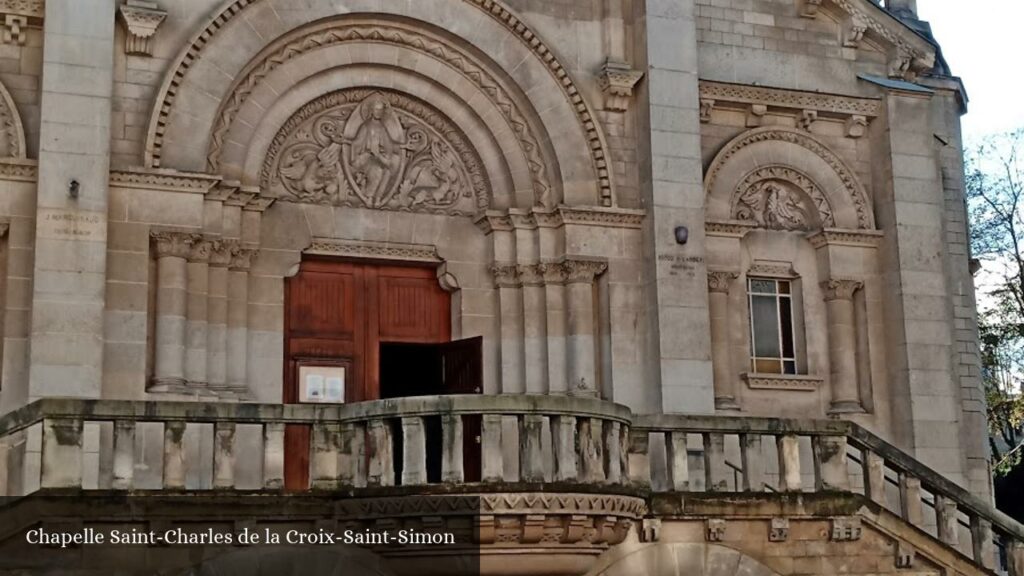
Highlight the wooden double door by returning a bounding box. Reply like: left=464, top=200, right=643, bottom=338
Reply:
left=284, top=258, right=481, bottom=488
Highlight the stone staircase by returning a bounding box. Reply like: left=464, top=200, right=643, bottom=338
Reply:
left=0, top=396, right=1019, bottom=576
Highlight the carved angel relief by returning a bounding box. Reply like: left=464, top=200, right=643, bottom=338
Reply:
left=732, top=166, right=835, bottom=232
left=262, top=90, right=489, bottom=216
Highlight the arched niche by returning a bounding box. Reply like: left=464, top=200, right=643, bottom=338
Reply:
left=145, top=1, right=617, bottom=208
left=705, top=127, right=875, bottom=231
left=589, top=542, right=782, bottom=576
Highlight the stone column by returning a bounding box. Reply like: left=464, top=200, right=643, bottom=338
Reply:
left=821, top=279, right=864, bottom=414
left=493, top=264, right=525, bottom=394
left=151, top=232, right=194, bottom=390
left=565, top=259, right=607, bottom=396
left=520, top=265, right=549, bottom=393
left=543, top=263, right=569, bottom=394
left=226, top=248, right=254, bottom=394
left=707, top=271, right=739, bottom=410
left=184, top=238, right=211, bottom=389
left=206, top=241, right=232, bottom=391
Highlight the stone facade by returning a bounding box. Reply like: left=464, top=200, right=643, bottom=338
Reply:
left=0, top=0, right=996, bottom=574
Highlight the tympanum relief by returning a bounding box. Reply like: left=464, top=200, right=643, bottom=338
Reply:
left=732, top=166, right=835, bottom=231
left=262, top=89, right=489, bottom=216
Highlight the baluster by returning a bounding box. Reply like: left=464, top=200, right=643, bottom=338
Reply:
left=310, top=422, right=340, bottom=489
left=401, top=417, right=427, bottom=486
left=111, top=420, right=135, bottom=490
left=1008, top=539, right=1024, bottom=576
left=703, top=432, right=728, bottom=491
left=212, top=421, right=236, bottom=489
left=666, top=431, right=689, bottom=491
left=338, top=422, right=365, bottom=487
left=262, top=422, right=285, bottom=489
left=970, top=516, right=996, bottom=570
left=519, top=414, right=545, bottom=482
left=552, top=415, right=578, bottom=482
left=935, top=495, right=958, bottom=547
left=776, top=434, right=802, bottom=492
left=813, top=435, right=848, bottom=491
left=367, top=419, right=394, bottom=487
left=739, top=433, right=764, bottom=491
left=441, top=414, right=464, bottom=483
left=898, top=473, right=923, bottom=525
left=162, top=421, right=186, bottom=490
left=579, top=418, right=605, bottom=483
left=40, top=418, right=84, bottom=489
left=863, top=449, right=886, bottom=505
left=627, top=429, right=651, bottom=488
left=604, top=421, right=622, bottom=484
left=481, top=414, right=504, bottom=482
left=619, top=424, right=630, bottom=482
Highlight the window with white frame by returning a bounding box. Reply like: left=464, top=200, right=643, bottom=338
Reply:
left=748, top=277, right=797, bottom=375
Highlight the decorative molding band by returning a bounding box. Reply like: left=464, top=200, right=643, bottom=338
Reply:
left=0, top=0, right=43, bottom=46
left=743, top=372, right=823, bottom=392
left=705, top=220, right=757, bottom=238
left=558, top=205, right=646, bottom=228
left=821, top=278, right=863, bottom=301
left=110, top=168, right=221, bottom=194
left=699, top=80, right=881, bottom=118
left=305, top=238, right=442, bottom=264
left=333, top=492, right=647, bottom=519
left=118, top=0, right=167, bottom=56
left=490, top=257, right=608, bottom=288
left=598, top=58, right=644, bottom=112
left=747, top=262, right=797, bottom=279
left=478, top=206, right=645, bottom=234
left=0, top=157, right=36, bottom=181
left=807, top=228, right=884, bottom=248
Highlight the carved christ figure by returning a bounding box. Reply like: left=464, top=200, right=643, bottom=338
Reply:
left=348, top=95, right=406, bottom=206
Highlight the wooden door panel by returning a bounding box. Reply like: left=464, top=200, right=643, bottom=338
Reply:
left=377, top=267, right=450, bottom=343
left=287, top=270, right=358, bottom=338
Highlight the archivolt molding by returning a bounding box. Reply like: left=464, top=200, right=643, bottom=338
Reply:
left=705, top=127, right=874, bottom=231
left=0, top=77, right=25, bottom=159
left=145, top=0, right=616, bottom=206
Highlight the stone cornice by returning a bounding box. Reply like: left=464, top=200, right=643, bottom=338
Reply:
left=305, top=238, right=442, bottom=264
left=807, top=228, right=883, bottom=249
left=110, top=168, right=221, bottom=194
left=699, top=80, right=881, bottom=118
left=0, top=157, right=35, bottom=181
left=705, top=220, right=757, bottom=238
left=477, top=206, right=646, bottom=234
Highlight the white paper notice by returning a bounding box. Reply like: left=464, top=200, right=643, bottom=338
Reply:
left=305, top=374, right=325, bottom=401
left=325, top=375, right=344, bottom=402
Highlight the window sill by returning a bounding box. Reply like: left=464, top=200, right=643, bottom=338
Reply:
left=742, top=372, right=823, bottom=392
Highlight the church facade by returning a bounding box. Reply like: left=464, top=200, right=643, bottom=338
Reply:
left=0, top=0, right=1016, bottom=575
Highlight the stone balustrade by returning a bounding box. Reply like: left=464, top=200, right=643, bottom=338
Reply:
left=630, top=414, right=1024, bottom=574
left=0, top=398, right=1022, bottom=575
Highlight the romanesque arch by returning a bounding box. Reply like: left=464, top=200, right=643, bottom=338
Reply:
left=704, top=127, right=875, bottom=231
left=144, top=0, right=617, bottom=207
left=587, top=542, right=782, bottom=576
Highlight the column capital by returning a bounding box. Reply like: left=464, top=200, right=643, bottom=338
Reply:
left=490, top=263, right=520, bottom=288
left=707, top=270, right=739, bottom=293
left=562, top=258, right=608, bottom=284
left=151, top=230, right=197, bottom=259
left=208, top=239, right=237, bottom=268
left=188, top=238, right=213, bottom=263
left=821, top=279, right=862, bottom=301
left=229, top=247, right=257, bottom=272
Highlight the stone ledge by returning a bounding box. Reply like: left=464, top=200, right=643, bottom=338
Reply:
left=742, top=372, right=824, bottom=392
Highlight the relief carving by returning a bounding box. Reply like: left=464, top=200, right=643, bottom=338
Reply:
left=732, top=166, right=835, bottom=231
left=264, top=89, right=488, bottom=216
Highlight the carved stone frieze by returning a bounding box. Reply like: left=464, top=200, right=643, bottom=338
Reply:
left=118, top=0, right=167, bottom=56
left=798, top=109, right=818, bottom=131
left=743, top=372, right=823, bottom=392
left=700, top=81, right=881, bottom=119
left=747, top=262, right=796, bottom=278
left=188, top=238, right=212, bottom=263
left=732, top=165, right=836, bottom=232
left=263, top=89, right=488, bottom=216
left=0, top=158, right=35, bottom=180
left=109, top=168, right=221, bottom=194
left=806, top=228, right=883, bottom=248
left=151, top=2, right=617, bottom=206
left=305, top=238, right=442, bottom=263
left=151, top=230, right=198, bottom=259
left=821, top=279, right=863, bottom=301
left=490, top=263, right=520, bottom=289
left=0, top=0, right=42, bottom=46
left=490, top=258, right=608, bottom=288
left=598, top=58, right=644, bottom=112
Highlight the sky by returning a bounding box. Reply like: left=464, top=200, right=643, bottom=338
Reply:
left=917, top=2, right=1024, bottom=141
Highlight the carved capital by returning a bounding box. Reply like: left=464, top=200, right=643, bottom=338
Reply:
left=707, top=270, right=738, bottom=293
left=821, top=279, right=862, bottom=301
left=490, top=263, right=520, bottom=288
left=700, top=98, right=715, bottom=123
left=845, top=115, right=868, bottom=138
left=151, top=231, right=197, bottom=259
left=517, top=264, right=545, bottom=287
left=229, top=247, right=257, bottom=272
left=598, top=58, right=644, bottom=112
left=118, top=1, right=167, bottom=56
left=208, top=239, right=237, bottom=268
left=188, top=238, right=213, bottom=263
left=563, top=259, right=608, bottom=284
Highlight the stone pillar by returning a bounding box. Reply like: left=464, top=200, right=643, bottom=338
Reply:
left=707, top=271, right=739, bottom=410
left=565, top=259, right=607, bottom=396
left=493, top=264, right=525, bottom=394
left=206, top=241, right=232, bottom=391
left=226, top=248, right=254, bottom=393
left=28, top=0, right=116, bottom=400
left=185, top=238, right=211, bottom=388
left=520, top=267, right=549, bottom=393
left=151, top=232, right=194, bottom=391
left=543, top=264, right=569, bottom=394
left=821, top=279, right=864, bottom=414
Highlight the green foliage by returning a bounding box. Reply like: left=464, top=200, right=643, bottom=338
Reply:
left=967, top=129, right=1024, bottom=475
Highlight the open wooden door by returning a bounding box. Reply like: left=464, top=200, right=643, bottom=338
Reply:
left=441, top=336, right=483, bottom=481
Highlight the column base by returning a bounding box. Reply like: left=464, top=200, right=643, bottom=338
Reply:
left=714, top=397, right=741, bottom=411
left=828, top=400, right=865, bottom=415
left=147, top=377, right=189, bottom=393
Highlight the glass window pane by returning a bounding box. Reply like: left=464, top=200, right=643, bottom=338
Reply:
left=755, top=358, right=782, bottom=374
left=779, top=297, right=795, bottom=358
left=778, top=280, right=791, bottom=295
left=783, top=360, right=797, bottom=375
left=749, top=279, right=776, bottom=294
left=751, top=295, right=781, bottom=357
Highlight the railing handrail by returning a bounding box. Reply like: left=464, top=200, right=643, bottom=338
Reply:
left=0, top=395, right=632, bottom=439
